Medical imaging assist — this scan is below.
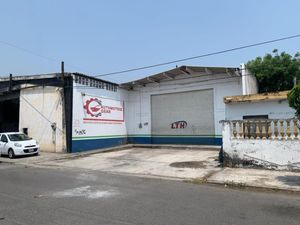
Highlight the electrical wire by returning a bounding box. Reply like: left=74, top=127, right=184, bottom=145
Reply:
left=1, top=34, right=300, bottom=78
left=93, top=34, right=300, bottom=77
left=20, top=95, right=64, bottom=133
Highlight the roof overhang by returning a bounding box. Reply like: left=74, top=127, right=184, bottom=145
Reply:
left=0, top=72, right=118, bottom=85
left=121, top=65, right=240, bottom=89
left=224, top=91, right=289, bottom=104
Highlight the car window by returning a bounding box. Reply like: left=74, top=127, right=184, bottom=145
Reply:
left=1, top=135, right=8, bottom=142
left=8, top=134, right=32, bottom=141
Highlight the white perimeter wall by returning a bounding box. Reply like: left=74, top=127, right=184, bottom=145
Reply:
left=125, top=73, right=243, bottom=136
left=225, top=100, right=296, bottom=120
left=222, top=122, right=300, bottom=170
left=19, top=86, right=65, bottom=152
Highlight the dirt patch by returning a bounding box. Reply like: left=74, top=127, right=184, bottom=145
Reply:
left=170, top=161, right=206, bottom=168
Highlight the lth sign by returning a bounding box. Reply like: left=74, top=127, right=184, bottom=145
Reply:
left=171, top=121, right=187, bottom=129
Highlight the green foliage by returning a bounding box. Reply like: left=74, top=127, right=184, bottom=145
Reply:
left=288, top=84, right=300, bottom=117
left=246, top=49, right=300, bottom=93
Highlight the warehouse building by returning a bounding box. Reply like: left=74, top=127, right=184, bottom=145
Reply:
left=0, top=65, right=256, bottom=153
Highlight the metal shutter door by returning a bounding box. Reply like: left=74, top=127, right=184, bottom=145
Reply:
left=151, top=89, right=215, bottom=136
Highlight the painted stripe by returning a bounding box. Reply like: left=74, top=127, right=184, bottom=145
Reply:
left=71, top=136, right=222, bottom=152
left=128, top=134, right=222, bottom=137
left=73, top=134, right=222, bottom=140
left=72, top=135, right=126, bottom=140
left=83, top=118, right=125, bottom=122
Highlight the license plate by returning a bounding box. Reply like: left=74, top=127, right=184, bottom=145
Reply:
left=28, top=149, right=35, bottom=152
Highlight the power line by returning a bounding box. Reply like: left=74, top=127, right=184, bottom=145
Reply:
left=0, top=40, right=88, bottom=74
left=1, top=34, right=300, bottom=80
left=94, top=34, right=300, bottom=77
left=20, top=95, right=64, bottom=133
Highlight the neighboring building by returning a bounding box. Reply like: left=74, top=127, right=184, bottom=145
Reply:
left=224, top=91, right=295, bottom=120
left=0, top=65, right=256, bottom=153
left=221, top=91, right=300, bottom=171
left=0, top=73, right=120, bottom=153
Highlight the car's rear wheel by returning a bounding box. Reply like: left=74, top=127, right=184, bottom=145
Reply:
left=8, top=149, right=15, bottom=159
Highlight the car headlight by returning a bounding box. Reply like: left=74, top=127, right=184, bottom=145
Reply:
left=14, top=143, right=22, bottom=147
left=36, top=141, right=39, bottom=145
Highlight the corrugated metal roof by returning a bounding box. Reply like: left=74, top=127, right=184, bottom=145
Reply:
left=121, top=65, right=240, bottom=89
left=0, top=72, right=118, bottom=85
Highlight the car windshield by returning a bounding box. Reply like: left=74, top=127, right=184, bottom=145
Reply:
left=8, top=134, right=32, bottom=141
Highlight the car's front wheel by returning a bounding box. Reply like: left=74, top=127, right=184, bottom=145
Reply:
left=8, top=149, right=15, bottom=159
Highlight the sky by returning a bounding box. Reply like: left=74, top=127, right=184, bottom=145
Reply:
left=1, top=0, right=300, bottom=83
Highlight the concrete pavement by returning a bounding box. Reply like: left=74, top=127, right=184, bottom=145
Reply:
left=1, top=145, right=300, bottom=192
left=0, top=163, right=299, bottom=225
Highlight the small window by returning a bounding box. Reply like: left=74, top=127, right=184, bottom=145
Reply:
left=243, top=115, right=268, bottom=120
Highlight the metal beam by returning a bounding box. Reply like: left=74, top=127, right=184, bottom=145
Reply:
left=204, top=67, right=213, bottom=74
left=179, top=66, right=191, bottom=75
left=185, top=67, right=194, bottom=74
left=162, top=72, right=174, bottom=80
left=147, top=77, right=159, bottom=83
left=226, top=68, right=234, bottom=76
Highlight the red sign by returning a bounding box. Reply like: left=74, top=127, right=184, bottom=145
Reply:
left=83, top=97, right=124, bottom=123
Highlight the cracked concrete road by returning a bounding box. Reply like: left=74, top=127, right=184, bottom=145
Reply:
left=0, top=163, right=299, bottom=225
left=37, top=148, right=221, bottom=180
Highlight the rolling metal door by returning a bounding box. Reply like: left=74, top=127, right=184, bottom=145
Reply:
left=151, top=89, right=215, bottom=136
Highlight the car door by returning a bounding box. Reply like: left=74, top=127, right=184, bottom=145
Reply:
left=0, top=135, right=9, bottom=155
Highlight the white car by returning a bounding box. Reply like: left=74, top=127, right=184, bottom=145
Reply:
left=0, top=132, right=39, bottom=158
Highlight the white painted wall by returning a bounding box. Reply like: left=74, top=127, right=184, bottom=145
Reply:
left=225, top=100, right=296, bottom=120
left=72, top=78, right=128, bottom=140
left=126, top=73, right=243, bottom=136
left=19, top=86, right=65, bottom=152
left=222, top=122, right=300, bottom=171
left=241, top=63, right=258, bottom=95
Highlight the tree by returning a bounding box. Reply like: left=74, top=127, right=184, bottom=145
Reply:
left=288, top=83, right=300, bottom=117
left=246, top=49, right=300, bottom=93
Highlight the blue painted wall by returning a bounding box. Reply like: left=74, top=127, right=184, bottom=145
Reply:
left=71, top=136, right=221, bottom=153
left=128, top=136, right=222, bottom=146
left=72, top=137, right=127, bottom=153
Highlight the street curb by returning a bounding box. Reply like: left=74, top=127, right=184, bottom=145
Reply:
left=205, top=180, right=300, bottom=195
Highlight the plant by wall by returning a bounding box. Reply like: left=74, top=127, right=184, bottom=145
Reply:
left=246, top=49, right=300, bottom=93
left=288, top=83, right=300, bottom=117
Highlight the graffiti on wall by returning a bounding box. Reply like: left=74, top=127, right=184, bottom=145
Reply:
left=171, top=121, right=187, bottom=129
left=74, top=129, right=86, bottom=135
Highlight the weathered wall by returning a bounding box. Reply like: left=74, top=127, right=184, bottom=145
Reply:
left=126, top=73, right=243, bottom=145
left=225, top=100, right=296, bottom=120
left=222, top=121, right=300, bottom=171
left=19, top=86, right=65, bottom=152
left=72, top=75, right=128, bottom=152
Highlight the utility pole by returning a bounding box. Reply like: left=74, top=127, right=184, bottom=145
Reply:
left=61, top=61, right=65, bottom=85
left=9, top=73, right=12, bottom=92
left=60, top=61, right=67, bottom=153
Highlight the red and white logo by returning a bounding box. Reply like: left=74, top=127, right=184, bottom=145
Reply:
left=84, top=98, right=103, bottom=117
left=83, top=96, right=124, bottom=123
